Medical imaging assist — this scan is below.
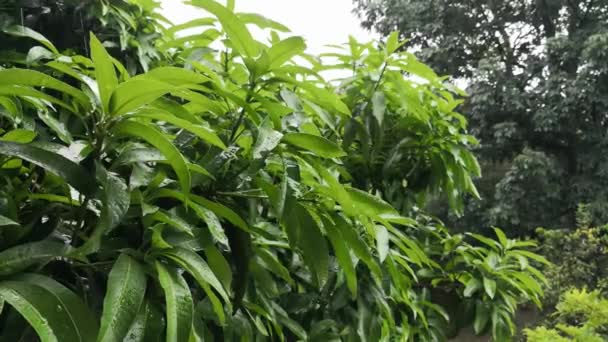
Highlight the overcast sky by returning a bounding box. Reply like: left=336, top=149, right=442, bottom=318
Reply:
left=160, top=0, right=377, bottom=54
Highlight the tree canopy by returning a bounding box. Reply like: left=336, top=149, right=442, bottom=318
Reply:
left=354, top=0, right=608, bottom=234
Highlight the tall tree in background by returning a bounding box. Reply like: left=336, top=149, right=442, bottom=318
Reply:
left=354, top=0, right=608, bottom=235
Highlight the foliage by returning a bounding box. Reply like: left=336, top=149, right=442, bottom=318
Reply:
left=524, top=288, right=608, bottom=342
left=0, top=0, right=167, bottom=72
left=354, top=0, right=608, bottom=234
left=0, top=1, right=547, bottom=341
left=535, top=205, right=608, bottom=308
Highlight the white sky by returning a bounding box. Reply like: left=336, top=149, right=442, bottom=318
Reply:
left=160, top=0, right=377, bottom=54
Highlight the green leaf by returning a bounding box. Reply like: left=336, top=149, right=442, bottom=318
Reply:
left=3, top=25, right=59, bottom=54
left=188, top=0, right=260, bottom=58
left=37, top=111, right=72, bottom=144
left=0, top=141, right=95, bottom=195
left=464, top=278, right=482, bottom=297
left=191, top=195, right=249, bottom=232
left=0, top=281, right=83, bottom=342
left=238, top=13, right=290, bottom=32
left=493, top=228, right=508, bottom=248
left=255, top=248, right=293, bottom=285
left=282, top=133, right=346, bottom=158
left=346, top=187, right=398, bottom=218
left=332, top=214, right=381, bottom=278
left=267, top=37, right=306, bottom=69
left=166, top=18, right=216, bottom=36
left=474, top=302, right=490, bottom=334
left=1, top=129, right=36, bottom=143
left=375, top=225, right=390, bottom=263
left=149, top=190, right=249, bottom=232
left=148, top=210, right=196, bottom=236
left=190, top=202, right=228, bottom=246
left=326, top=222, right=357, bottom=297
left=372, top=91, right=386, bottom=126
left=0, top=240, right=67, bottom=276
left=0, top=69, right=89, bottom=110
left=78, top=166, right=130, bottom=255
left=252, top=117, right=283, bottom=159
left=385, top=31, right=404, bottom=54
left=110, top=79, right=174, bottom=116
left=203, top=244, right=233, bottom=292
left=284, top=203, right=328, bottom=287
left=510, top=250, right=550, bottom=265
left=112, top=121, right=191, bottom=194
left=131, top=111, right=226, bottom=149
left=142, top=67, right=210, bottom=86
left=15, top=274, right=99, bottom=341
left=0, top=85, right=74, bottom=113
left=483, top=277, right=497, bottom=299
left=124, top=301, right=165, bottom=342
left=90, top=33, right=118, bottom=114
left=98, top=254, right=147, bottom=342
left=155, top=262, right=193, bottom=342
left=0, top=214, right=19, bottom=228
left=161, top=247, right=230, bottom=324
left=466, top=233, right=501, bottom=251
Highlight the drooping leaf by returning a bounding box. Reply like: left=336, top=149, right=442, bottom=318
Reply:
left=0, top=240, right=68, bottom=276
left=0, top=281, right=84, bottom=342
left=15, top=274, right=99, bottom=341
left=155, top=262, right=193, bottom=342
left=464, top=278, right=482, bottom=297
left=98, top=254, right=147, bottom=342
left=131, top=111, right=226, bottom=149
left=3, top=25, right=59, bottom=54
left=0, top=141, right=95, bottom=195
left=0, top=69, right=89, bottom=110
left=161, top=247, right=230, bottom=323
left=0, top=85, right=74, bottom=113
left=112, top=120, right=191, bottom=194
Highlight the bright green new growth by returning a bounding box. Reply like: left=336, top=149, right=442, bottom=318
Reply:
left=0, top=0, right=547, bottom=341
left=525, top=289, right=608, bottom=342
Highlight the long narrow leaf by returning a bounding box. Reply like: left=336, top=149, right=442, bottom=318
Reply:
left=98, top=254, right=147, bottom=342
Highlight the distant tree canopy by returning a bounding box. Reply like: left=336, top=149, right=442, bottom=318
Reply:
left=354, top=0, right=608, bottom=235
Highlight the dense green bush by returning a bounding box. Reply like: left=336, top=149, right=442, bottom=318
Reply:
left=536, top=205, right=608, bottom=307
left=0, top=1, right=547, bottom=341
left=525, top=289, right=608, bottom=342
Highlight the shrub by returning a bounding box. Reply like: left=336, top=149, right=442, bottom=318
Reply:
left=0, top=1, right=546, bottom=340
left=525, top=289, right=608, bottom=342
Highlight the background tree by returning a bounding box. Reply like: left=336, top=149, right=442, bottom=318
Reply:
left=354, top=0, right=608, bottom=235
